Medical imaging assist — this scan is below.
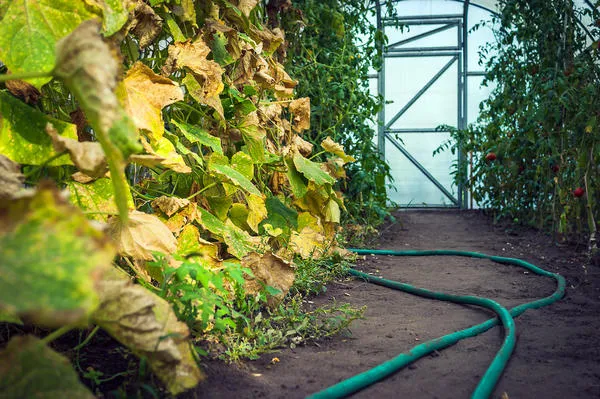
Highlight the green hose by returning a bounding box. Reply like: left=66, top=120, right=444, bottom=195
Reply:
left=307, top=249, right=566, bottom=399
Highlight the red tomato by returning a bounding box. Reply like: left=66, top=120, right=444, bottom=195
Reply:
left=485, top=152, right=497, bottom=161
left=573, top=187, right=585, bottom=198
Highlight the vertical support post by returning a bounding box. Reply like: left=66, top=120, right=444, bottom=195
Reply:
left=376, top=1, right=386, bottom=160
left=460, top=1, right=470, bottom=209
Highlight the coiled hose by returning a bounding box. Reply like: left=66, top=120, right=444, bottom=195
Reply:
left=307, top=249, right=566, bottom=399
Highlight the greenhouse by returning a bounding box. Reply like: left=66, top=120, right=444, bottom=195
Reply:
left=0, top=0, right=599, bottom=398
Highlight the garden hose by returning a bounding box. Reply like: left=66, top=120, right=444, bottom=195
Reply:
left=307, top=249, right=566, bottom=399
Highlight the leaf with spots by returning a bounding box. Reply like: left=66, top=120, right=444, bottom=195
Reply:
left=0, top=185, right=115, bottom=327
left=0, top=91, right=76, bottom=166
left=0, top=336, right=95, bottom=398
left=0, top=0, right=100, bottom=88
left=67, top=177, right=134, bottom=222
left=210, top=163, right=261, bottom=196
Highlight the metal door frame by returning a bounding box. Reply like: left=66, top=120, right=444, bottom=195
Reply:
left=374, top=4, right=470, bottom=208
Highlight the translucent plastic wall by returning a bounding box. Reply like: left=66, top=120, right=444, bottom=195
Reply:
left=367, top=0, right=497, bottom=207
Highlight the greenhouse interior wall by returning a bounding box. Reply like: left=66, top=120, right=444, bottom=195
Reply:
left=372, top=0, right=597, bottom=208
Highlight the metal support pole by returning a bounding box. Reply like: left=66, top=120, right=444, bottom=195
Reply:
left=461, top=1, right=470, bottom=209
left=376, top=1, right=386, bottom=160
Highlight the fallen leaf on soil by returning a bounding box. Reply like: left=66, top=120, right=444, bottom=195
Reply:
left=108, top=210, right=177, bottom=261
left=93, top=268, right=204, bottom=395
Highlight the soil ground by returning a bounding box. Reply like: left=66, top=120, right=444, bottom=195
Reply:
left=189, top=210, right=600, bottom=399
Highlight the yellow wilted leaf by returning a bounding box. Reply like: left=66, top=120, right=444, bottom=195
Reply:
left=141, top=136, right=191, bottom=173
left=176, top=224, right=222, bottom=269
left=118, top=62, right=184, bottom=140
left=234, top=0, right=259, bottom=16
left=247, top=194, right=267, bottom=233
left=108, top=210, right=177, bottom=261
left=242, top=252, right=295, bottom=306
left=321, top=137, right=356, bottom=164
left=290, top=227, right=326, bottom=259
left=289, top=97, right=310, bottom=132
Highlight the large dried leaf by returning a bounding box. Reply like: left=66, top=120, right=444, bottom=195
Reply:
left=233, top=0, right=259, bottom=16
left=321, top=136, right=356, bottom=164
left=0, top=336, right=95, bottom=398
left=0, top=91, right=76, bottom=166
left=54, top=20, right=142, bottom=158
left=0, top=154, right=24, bottom=199
left=0, top=0, right=99, bottom=87
left=93, top=268, right=204, bottom=395
left=108, top=210, right=177, bottom=261
left=242, top=252, right=294, bottom=305
left=182, top=74, right=225, bottom=120
left=163, top=39, right=224, bottom=107
left=118, top=62, right=184, bottom=140
left=125, top=1, right=163, bottom=48
left=46, top=123, right=107, bottom=177
left=152, top=196, right=190, bottom=217
left=0, top=185, right=115, bottom=327
left=289, top=97, right=310, bottom=132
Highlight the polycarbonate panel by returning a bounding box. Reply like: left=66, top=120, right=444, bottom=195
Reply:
left=387, top=24, right=459, bottom=49
left=467, top=76, right=493, bottom=124
left=384, top=57, right=458, bottom=129
left=385, top=132, right=456, bottom=206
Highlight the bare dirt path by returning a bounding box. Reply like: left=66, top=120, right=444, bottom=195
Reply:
left=190, top=210, right=600, bottom=399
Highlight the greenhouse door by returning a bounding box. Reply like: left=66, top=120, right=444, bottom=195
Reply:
left=377, top=13, right=467, bottom=208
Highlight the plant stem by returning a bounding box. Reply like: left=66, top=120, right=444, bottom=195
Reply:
left=73, top=325, right=100, bottom=351
left=186, top=182, right=218, bottom=200
left=0, top=70, right=53, bottom=82
left=41, top=324, right=75, bottom=345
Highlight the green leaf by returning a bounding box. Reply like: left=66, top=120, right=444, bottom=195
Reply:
left=210, top=163, right=261, bottom=196
left=0, top=309, right=22, bottom=325
left=0, top=91, right=76, bottom=165
left=229, top=203, right=250, bottom=230
left=67, top=177, right=134, bottom=222
left=231, top=151, right=254, bottom=179
left=99, top=0, right=131, bottom=36
left=0, top=186, right=115, bottom=327
left=172, top=120, right=223, bottom=154
left=223, top=219, right=254, bottom=259
left=285, top=158, right=308, bottom=198
left=207, top=196, right=233, bottom=220
left=197, top=207, right=228, bottom=237
left=266, top=197, right=298, bottom=229
left=292, top=151, right=336, bottom=185
left=0, top=336, right=95, bottom=398
left=0, top=0, right=99, bottom=87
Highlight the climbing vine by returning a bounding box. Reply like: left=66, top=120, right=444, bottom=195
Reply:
left=0, top=0, right=360, bottom=394
left=274, top=0, right=395, bottom=242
